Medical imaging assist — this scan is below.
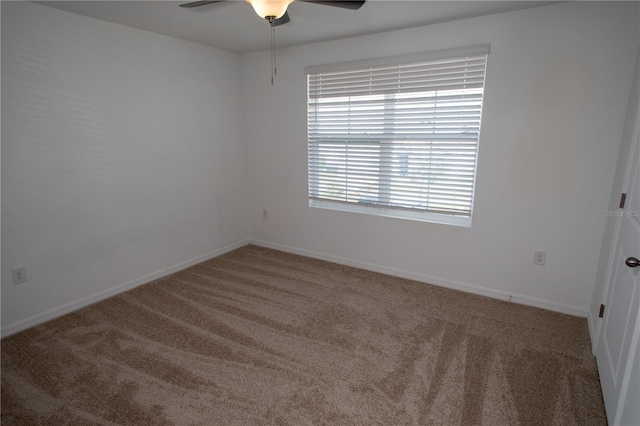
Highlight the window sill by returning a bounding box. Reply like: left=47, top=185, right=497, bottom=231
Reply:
left=309, top=199, right=472, bottom=228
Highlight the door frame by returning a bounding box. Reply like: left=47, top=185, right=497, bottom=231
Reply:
left=593, top=92, right=640, bottom=425
left=592, top=69, right=640, bottom=353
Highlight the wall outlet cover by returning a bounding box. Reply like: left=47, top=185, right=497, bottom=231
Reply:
left=11, top=267, right=27, bottom=284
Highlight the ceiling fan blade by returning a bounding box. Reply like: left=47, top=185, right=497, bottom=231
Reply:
left=179, top=1, right=224, bottom=8
left=271, top=11, right=291, bottom=27
left=299, top=0, right=366, bottom=10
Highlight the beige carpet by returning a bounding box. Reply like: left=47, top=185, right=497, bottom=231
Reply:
left=1, top=245, right=606, bottom=425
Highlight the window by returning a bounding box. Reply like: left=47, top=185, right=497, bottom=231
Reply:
left=305, top=44, right=489, bottom=227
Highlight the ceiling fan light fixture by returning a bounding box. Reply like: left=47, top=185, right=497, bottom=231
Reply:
left=246, top=0, right=293, bottom=20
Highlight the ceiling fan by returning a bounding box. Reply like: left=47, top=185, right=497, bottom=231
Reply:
left=179, top=0, right=366, bottom=27
left=180, top=0, right=366, bottom=84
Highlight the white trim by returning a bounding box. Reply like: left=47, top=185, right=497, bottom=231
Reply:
left=0, top=239, right=250, bottom=338
left=3, top=235, right=588, bottom=338
left=250, top=239, right=588, bottom=318
left=588, top=311, right=599, bottom=353
left=309, top=199, right=472, bottom=227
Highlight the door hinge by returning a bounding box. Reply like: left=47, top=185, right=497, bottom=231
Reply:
left=619, top=193, right=627, bottom=209
left=599, top=304, right=605, bottom=318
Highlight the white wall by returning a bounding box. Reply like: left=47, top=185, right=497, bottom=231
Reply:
left=2, top=1, right=637, bottom=336
left=1, top=2, right=248, bottom=334
left=242, top=1, right=639, bottom=315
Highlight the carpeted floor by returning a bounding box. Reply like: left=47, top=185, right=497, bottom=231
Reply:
left=1, top=245, right=606, bottom=425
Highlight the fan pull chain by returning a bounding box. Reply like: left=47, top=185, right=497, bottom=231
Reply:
left=270, top=25, right=277, bottom=85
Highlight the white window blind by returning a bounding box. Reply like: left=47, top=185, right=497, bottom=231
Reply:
left=306, top=45, right=489, bottom=225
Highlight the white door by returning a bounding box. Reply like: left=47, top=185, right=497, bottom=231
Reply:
left=596, top=105, right=640, bottom=425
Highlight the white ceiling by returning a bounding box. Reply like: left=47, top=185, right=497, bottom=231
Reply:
left=37, top=0, right=558, bottom=53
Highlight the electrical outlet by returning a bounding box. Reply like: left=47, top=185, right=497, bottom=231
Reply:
left=11, top=267, right=27, bottom=284
left=534, top=250, right=546, bottom=266
left=262, top=209, right=268, bottom=220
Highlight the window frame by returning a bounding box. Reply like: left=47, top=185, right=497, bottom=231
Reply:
left=305, top=44, right=490, bottom=227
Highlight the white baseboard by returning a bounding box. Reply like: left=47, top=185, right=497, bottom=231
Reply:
left=1, top=239, right=250, bottom=338
left=250, top=239, right=589, bottom=318
left=3, top=237, right=588, bottom=338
